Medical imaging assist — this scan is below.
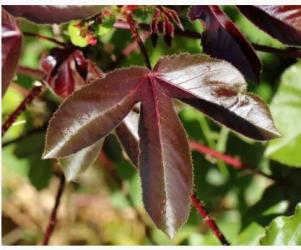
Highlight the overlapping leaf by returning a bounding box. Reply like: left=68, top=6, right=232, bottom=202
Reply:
left=189, top=5, right=261, bottom=83
left=115, top=110, right=139, bottom=167
left=2, top=9, right=22, bottom=96
left=43, top=53, right=279, bottom=237
left=3, top=5, right=103, bottom=24
left=59, top=139, right=104, bottom=182
left=238, top=6, right=301, bottom=47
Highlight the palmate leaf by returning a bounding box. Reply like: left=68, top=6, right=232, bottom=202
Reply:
left=2, top=9, right=22, bottom=96
left=189, top=5, right=261, bottom=83
left=43, top=53, right=279, bottom=237
left=238, top=6, right=301, bottom=47
left=3, top=5, right=103, bottom=24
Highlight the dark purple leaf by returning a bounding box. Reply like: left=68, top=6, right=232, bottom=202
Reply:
left=3, top=5, right=103, bottom=24
left=2, top=9, right=22, bottom=96
left=138, top=77, right=192, bottom=238
left=189, top=5, right=261, bottom=83
left=43, top=53, right=279, bottom=237
left=43, top=67, right=147, bottom=159
left=238, top=5, right=301, bottom=47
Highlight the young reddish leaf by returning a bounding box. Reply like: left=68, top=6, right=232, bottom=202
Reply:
left=189, top=5, right=261, bottom=83
left=138, top=79, right=192, bottom=238
left=43, top=67, right=147, bottom=159
left=43, top=53, right=278, bottom=237
left=2, top=9, right=22, bottom=96
left=41, top=48, right=102, bottom=98
left=154, top=54, right=280, bottom=140
left=115, top=110, right=139, bottom=167
left=238, top=6, right=301, bottom=47
left=59, top=139, right=104, bottom=182
left=3, top=5, right=103, bottom=24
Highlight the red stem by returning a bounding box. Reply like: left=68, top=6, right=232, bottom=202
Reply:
left=2, top=84, right=44, bottom=136
left=42, top=174, right=65, bottom=245
left=126, top=13, right=152, bottom=70
left=17, top=65, right=46, bottom=80
left=189, top=140, right=273, bottom=180
left=190, top=193, right=230, bottom=246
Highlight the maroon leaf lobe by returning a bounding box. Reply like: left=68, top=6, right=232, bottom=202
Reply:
left=2, top=9, right=22, bottom=96
left=238, top=5, right=301, bottom=47
left=189, top=5, right=261, bottom=83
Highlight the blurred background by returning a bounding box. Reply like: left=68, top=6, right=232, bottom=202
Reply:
left=2, top=6, right=301, bottom=245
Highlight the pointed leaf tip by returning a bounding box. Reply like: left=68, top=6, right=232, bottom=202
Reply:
left=43, top=67, right=147, bottom=159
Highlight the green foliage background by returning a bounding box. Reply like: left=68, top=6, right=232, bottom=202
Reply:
left=2, top=6, right=301, bottom=245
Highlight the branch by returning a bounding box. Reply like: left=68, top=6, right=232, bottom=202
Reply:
left=42, top=174, right=65, bottom=245
left=17, top=65, right=46, bottom=80
left=114, top=21, right=301, bottom=58
left=23, top=32, right=65, bottom=47
left=251, top=43, right=301, bottom=58
left=2, top=84, right=45, bottom=137
left=106, top=31, right=150, bottom=70
left=189, top=140, right=273, bottom=180
left=190, top=193, right=230, bottom=246
left=125, top=13, right=152, bottom=69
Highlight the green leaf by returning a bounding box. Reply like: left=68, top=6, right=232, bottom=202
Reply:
left=265, top=62, right=301, bottom=167
left=260, top=203, right=301, bottom=245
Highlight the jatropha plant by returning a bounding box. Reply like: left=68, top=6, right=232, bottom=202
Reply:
left=2, top=5, right=301, bottom=242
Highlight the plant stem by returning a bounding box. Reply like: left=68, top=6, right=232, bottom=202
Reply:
left=251, top=43, right=301, bottom=58
left=17, top=65, right=46, bottom=80
left=2, top=84, right=45, bottom=137
left=42, top=174, right=65, bottom=245
left=126, top=13, right=152, bottom=70
left=189, top=140, right=273, bottom=181
left=114, top=21, right=301, bottom=58
left=190, top=192, right=230, bottom=246
left=23, top=32, right=65, bottom=47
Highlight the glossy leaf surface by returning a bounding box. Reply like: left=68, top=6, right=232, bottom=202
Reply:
left=155, top=54, right=279, bottom=140
left=2, top=9, right=22, bottom=96
left=138, top=78, right=192, bottom=238
left=238, top=6, right=301, bottom=47
left=265, top=62, right=301, bottom=167
left=189, top=5, right=261, bottom=83
left=260, top=203, right=301, bottom=245
left=43, top=67, right=146, bottom=159
left=44, top=53, right=278, bottom=237
left=59, top=139, right=104, bottom=182
left=3, top=5, right=103, bottom=24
